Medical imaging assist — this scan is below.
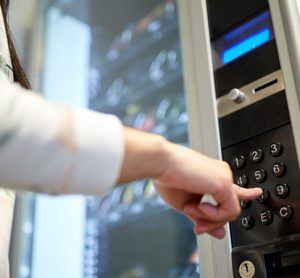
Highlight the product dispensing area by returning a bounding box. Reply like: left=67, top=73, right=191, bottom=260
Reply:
left=202, top=0, right=300, bottom=277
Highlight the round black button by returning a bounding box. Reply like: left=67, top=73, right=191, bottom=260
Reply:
left=240, top=200, right=251, bottom=209
left=275, top=183, right=290, bottom=199
left=279, top=205, right=293, bottom=220
left=235, top=175, right=249, bottom=187
left=249, top=149, right=264, bottom=163
left=241, top=215, right=255, bottom=230
left=260, top=210, right=273, bottom=225
left=272, top=162, right=286, bottom=177
left=270, top=142, right=283, bottom=157
left=253, top=169, right=267, bottom=183
left=257, top=189, right=270, bottom=204
left=232, top=155, right=246, bottom=169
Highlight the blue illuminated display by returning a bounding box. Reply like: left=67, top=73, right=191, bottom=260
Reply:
left=222, top=28, right=271, bottom=64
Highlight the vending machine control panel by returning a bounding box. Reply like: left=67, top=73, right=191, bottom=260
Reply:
left=207, top=0, right=300, bottom=277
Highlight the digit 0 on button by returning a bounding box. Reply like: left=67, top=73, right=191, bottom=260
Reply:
left=241, top=215, right=254, bottom=230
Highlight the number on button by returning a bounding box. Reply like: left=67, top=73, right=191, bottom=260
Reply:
left=254, top=169, right=267, bottom=183
left=249, top=149, right=263, bottom=163
left=272, top=162, right=286, bottom=177
left=275, top=183, right=289, bottom=198
left=236, top=175, right=249, bottom=187
left=270, top=142, right=283, bottom=157
left=232, top=155, right=245, bottom=169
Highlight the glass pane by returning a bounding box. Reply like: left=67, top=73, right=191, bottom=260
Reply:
left=11, top=1, right=199, bottom=277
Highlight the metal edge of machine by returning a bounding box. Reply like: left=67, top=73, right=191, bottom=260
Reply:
left=268, top=0, right=300, bottom=169
left=178, top=0, right=233, bottom=277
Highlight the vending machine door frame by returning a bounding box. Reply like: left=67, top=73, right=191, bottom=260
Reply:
left=268, top=0, right=300, bottom=167
left=179, top=0, right=300, bottom=277
left=178, top=1, right=232, bottom=277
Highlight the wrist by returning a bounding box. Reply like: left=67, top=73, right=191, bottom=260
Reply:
left=117, top=127, right=169, bottom=184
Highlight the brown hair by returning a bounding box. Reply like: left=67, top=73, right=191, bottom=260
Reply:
left=0, top=0, right=31, bottom=89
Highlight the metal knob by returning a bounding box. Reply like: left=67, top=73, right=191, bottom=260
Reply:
left=229, top=88, right=245, bottom=104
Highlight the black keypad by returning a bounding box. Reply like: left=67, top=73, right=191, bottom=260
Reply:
left=270, top=142, right=283, bottom=157
left=253, top=169, right=267, bottom=183
left=249, top=148, right=264, bottom=163
left=257, top=189, right=270, bottom=204
left=279, top=205, right=293, bottom=220
left=232, top=155, right=246, bottom=169
left=272, top=162, right=286, bottom=177
left=241, top=215, right=255, bottom=230
left=259, top=210, right=273, bottom=225
left=275, top=183, right=290, bottom=199
left=226, top=125, right=300, bottom=248
left=235, top=174, right=249, bottom=187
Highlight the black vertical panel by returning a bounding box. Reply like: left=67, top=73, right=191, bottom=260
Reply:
left=206, top=0, right=268, bottom=38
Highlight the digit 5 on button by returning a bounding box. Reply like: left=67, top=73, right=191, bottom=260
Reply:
left=254, top=169, right=267, bottom=183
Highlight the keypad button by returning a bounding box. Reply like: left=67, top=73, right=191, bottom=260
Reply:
left=232, top=155, right=246, bottom=169
left=272, top=162, right=286, bottom=177
left=235, top=175, right=249, bottom=187
left=253, top=169, right=267, bottom=183
left=257, top=189, right=270, bottom=204
left=249, top=148, right=264, bottom=163
left=279, top=205, right=293, bottom=220
left=241, top=215, right=255, bottom=230
left=260, top=210, right=273, bottom=225
left=275, top=183, right=290, bottom=199
left=270, top=142, right=283, bottom=157
left=240, top=200, right=251, bottom=209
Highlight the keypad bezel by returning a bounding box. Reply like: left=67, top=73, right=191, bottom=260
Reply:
left=224, top=124, right=300, bottom=248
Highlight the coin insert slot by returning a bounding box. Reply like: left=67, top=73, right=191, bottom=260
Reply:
left=253, top=79, right=278, bottom=93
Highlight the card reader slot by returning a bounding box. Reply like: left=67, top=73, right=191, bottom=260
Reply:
left=253, top=78, right=278, bottom=93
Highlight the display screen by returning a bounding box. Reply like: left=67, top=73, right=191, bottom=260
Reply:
left=212, top=11, right=274, bottom=70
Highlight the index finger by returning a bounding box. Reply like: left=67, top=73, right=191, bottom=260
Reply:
left=233, top=184, right=263, bottom=200
left=198, top=183, right=241, bottom=223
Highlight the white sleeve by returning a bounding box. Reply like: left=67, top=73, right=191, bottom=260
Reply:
left=0, top=72, right=124, bottom=196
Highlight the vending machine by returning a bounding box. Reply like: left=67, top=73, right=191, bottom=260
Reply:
left=178, top=0, right=300, bottom=277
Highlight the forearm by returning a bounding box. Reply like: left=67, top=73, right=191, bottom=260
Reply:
left=117, top=127, right=168, bottom=184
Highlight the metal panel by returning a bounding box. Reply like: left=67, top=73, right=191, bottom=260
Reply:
left=178, top=0, right=232, bottom=277
left=269, top=0, right=300, bottom=167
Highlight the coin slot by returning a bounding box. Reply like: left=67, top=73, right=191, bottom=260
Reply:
left=253, top=78, right=278, bottom=94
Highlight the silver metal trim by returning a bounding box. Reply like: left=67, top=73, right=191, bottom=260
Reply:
left=178, top=0, right=233, bottom=277
left=217, top=70, right=284, bottom=118
left=269, top=0, right=300, bottom=167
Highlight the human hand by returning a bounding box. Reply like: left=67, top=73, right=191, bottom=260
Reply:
left=154, top=143, right=262, bottom=239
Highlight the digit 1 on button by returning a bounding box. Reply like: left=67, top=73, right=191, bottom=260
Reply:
left=232, top=155, right=245, bottom=169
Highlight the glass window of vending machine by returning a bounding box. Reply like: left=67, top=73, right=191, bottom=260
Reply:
left=10, top=1, right=200, bottom=278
